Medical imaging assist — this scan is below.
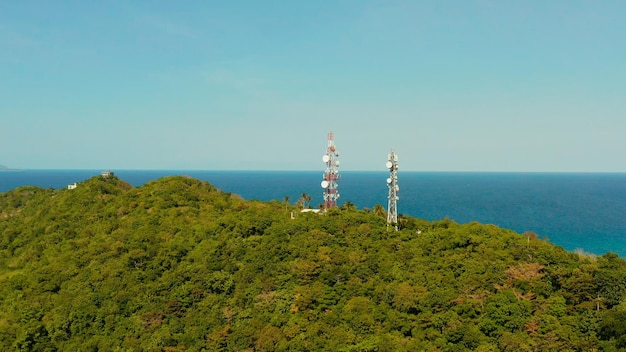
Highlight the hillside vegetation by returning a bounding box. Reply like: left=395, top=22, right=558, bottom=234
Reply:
left=1, top=175, right=626, bottom=351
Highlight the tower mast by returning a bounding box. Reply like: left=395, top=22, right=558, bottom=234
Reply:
left=321, top=132, right=340, bottom=209
left=386, top=150, right=399, bottom=230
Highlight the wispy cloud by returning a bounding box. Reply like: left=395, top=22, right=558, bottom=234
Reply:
left=202, top=69, right=267, bottom=92
left=135, top=14, right=199, bottom=40
left=0, top=24, right=38, bottom=49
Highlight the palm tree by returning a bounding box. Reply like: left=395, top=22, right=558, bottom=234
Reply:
left=340, top=201, right=356, bottom=211
left=283, top=196, right=290, bottom=211
left=373, top=204, right=387, bottom=218
left=301, top=192, right=311, bottom=208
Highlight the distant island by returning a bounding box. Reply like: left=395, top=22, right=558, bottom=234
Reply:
left=0, top=165, right=19, bottom=171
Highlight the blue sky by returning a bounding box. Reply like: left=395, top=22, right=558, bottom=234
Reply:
left=1, top=1, right=624, bottom=171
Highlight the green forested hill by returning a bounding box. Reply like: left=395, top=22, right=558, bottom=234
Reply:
left=1, top=175, right=626, bottom=351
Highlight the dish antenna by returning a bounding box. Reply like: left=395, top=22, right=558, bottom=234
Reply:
left=321, top=132, right=340, bottom=209
left=387, top=150, right=399, bottom=231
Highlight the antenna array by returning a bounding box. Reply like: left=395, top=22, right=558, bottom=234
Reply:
left=321, top=132, right=340, bottom=209
left=386, top=150, right=399, bottom=230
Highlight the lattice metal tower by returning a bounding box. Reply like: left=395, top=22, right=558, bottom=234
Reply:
left=321, top=132, right=340, bottom=209
left=386, top=150, right=399, bottom=230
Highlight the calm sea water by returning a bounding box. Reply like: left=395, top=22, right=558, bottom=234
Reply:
left=1, top=170, right=625, bottom=257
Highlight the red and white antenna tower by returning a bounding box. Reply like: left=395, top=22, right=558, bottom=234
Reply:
left=321, top=132, right=340, bottom=209
left=386, top=150, right=399, bottom=230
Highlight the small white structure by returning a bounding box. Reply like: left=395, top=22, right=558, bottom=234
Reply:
left=301, top=208, right=321, bottom=214
left=67, top=183, right=77, bottom=190
left=101, top=170, right=114, bottom=178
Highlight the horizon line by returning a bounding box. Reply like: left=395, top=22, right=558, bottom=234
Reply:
left=6, top=168, right=626, bottom=174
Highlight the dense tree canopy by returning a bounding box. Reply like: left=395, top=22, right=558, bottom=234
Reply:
left=1, top=175, right=626, bottom=351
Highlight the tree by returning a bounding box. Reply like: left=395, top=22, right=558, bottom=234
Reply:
left=373, top=204, right=386, bottom=218
left=301, top=192, right=311, bottom=209
left=599, top=310, right=626, bottom=348
left=340, top=201, right=356, bottom=211
left=2, top=175, right=626, bottom=350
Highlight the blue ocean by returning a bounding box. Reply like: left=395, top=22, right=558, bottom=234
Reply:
left=1, top=170, right=625, bottom=257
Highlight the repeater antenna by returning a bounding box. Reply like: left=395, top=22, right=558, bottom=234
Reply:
left=321, top=132, right=340, bottom=209
left=386, top=150, right=399, bottom=230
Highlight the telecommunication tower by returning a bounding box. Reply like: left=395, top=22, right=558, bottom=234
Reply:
left=321, top=132, right=340, bottom=209
left=386, top=150, right=399, bottom=230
